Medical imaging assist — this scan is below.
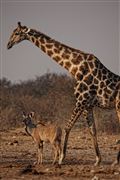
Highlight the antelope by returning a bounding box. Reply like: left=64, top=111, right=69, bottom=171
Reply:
left=22, top=112, right=62, bottom=165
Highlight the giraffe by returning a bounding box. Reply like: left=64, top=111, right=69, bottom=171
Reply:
left=7, top=22, right=120, bottom=166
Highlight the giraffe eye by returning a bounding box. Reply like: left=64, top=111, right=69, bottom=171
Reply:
left=15, top=32, right=19, bottom=35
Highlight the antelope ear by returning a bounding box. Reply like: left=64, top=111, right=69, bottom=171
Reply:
left=29, top=111, right=35, bottom=118
left=22, top=111, right=26, bottom=118
left=18, top=22, right=22, bottom=28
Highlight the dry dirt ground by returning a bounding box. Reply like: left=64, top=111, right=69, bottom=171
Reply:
left=0, top=127, right=120, bottom=180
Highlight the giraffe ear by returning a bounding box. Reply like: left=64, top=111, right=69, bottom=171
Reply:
left=18, top=22, right=22, bottom=28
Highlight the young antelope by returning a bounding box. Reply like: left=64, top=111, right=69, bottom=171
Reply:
left=22, top=112, right=62, bottom=165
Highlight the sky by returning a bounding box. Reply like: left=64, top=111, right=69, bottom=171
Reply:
left=1, top=0, right=120, bottom=83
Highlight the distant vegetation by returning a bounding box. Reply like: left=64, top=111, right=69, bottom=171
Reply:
left=0, top=73, right=119, bottom=134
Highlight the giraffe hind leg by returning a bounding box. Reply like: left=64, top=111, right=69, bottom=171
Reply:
left=84, top=109, right=101, bottom=166
left=59, top=129, right=70, bottom=164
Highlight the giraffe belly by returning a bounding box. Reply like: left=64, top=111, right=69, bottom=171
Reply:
left=97, top=96, right=115, bottom=109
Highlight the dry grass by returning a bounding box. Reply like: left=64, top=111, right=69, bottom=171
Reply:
left=0, top=73, right=119, bottom=133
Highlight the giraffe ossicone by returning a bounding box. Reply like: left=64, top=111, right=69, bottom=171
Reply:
left=7, top=22, right=120, bottom=166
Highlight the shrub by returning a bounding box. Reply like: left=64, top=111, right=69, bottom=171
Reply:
left=0, top=73, right=119, bottom=134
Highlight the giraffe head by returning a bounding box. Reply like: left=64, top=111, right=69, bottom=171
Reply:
left=7, top=22, right=28, bottom=49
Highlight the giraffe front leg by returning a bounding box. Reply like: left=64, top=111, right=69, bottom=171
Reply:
left=59, top=129, right=70, bottom=164
left=85, top=109, right=101, bottom=166
left=59, top=104, right=82, bottom=164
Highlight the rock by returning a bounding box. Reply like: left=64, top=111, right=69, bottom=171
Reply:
left=90, top=169, right=95, bottom=174
left=8, top=140, right=19, bottom=146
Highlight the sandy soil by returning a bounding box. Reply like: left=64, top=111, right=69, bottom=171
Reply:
left=0, top=127, right=120, bottom=180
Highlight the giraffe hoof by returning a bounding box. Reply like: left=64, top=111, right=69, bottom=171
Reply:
left=58, top=153, right=64, bottom=165
left=94, top=162, right=100, bottom=167
left=94, top=157, right=101, bottom=166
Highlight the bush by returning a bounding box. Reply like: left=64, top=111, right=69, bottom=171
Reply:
left=0, top=73, right=119, bottom=134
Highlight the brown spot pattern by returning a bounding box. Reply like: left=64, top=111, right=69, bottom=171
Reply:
left=35, top=40, right=39, bottom=47
left=88, top=54, right=94, bottom=61
left=76, top=72, right=83, bottom=80
left=73, top=53, right=78, bottom=58
left=71, top=67, right=78, bottom=76
left=89, top=62, right=94, bottom=69
left=54, top=56, right=61, bottom=62
left=77, top=82, right=88, bottom=93
left=83, top=53, right=89, bottom=60
left=54, top=42, right=60, bottom=49
left=64, top=61, right=71, bottom=69
left=59, top=61, right=64, bottom=66
left=72, top=55, right=83, bottom=65
left=46, top=44, right=53, bottom=49
left=62, top=53, right=70, bottom=59
left=41, top=45, right=46, bottom=52
left=47, top=50, right=53, bottom=56
left=54, top=48, right=60, bottom=54
left=79, top=65, right=89, bottom=76
left=31, top=37, right=35, bottom=42
left=84, top=74, right=93, bottom=85
left=40, top=38, right=45, bottom=44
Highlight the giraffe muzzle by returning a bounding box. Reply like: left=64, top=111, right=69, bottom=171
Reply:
left=7, top=42, right=13, bottom=49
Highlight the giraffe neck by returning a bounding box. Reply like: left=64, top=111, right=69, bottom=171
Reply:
left=26, top=28, right=87, bottom=78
